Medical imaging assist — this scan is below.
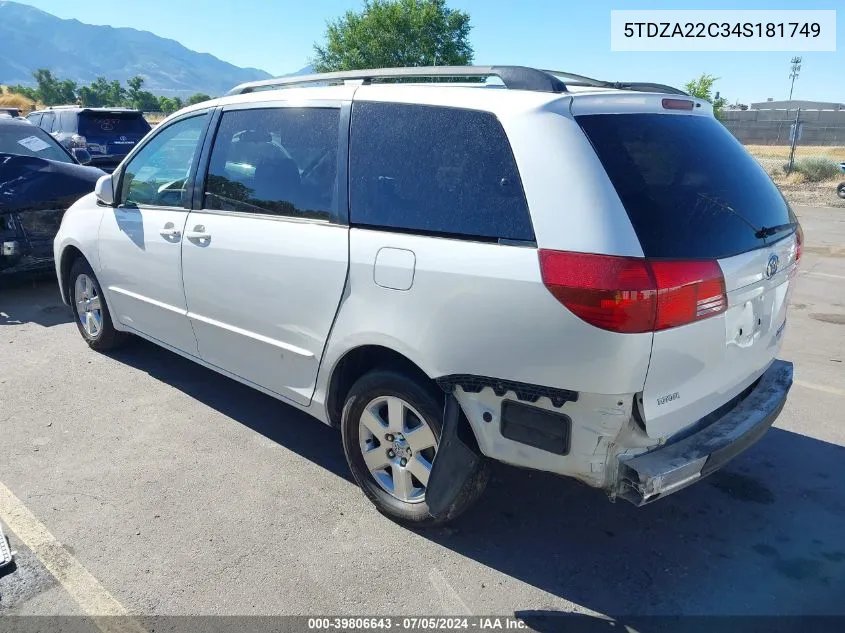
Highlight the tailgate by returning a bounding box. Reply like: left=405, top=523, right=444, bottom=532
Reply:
left=575, top=103, right=802, bottom=440
left=642, top=234, right=798, bottom=438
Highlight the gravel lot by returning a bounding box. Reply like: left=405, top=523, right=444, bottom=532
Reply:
left=1, top=205, right=844, bottom=627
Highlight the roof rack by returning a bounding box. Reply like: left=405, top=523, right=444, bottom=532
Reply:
left=45, top=105, right=142, bottom=111
left=226, top=65, right=688, bottom=97
left=227, top=66, right=567, bottom=95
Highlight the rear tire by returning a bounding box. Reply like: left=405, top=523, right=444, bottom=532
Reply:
left=68, top=258, right=128, bottom=351
left=341, top=369, right=488, bottom=527
left=837, top=182, right=845, bottom=199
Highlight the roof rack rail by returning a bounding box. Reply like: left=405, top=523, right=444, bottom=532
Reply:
left=227, top=65, right=689, bottom=98
left=227, top=66, right=568, bottom=96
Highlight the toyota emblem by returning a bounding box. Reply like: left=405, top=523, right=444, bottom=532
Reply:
left=120, top=135, right=127, bottom=141
left=765, top=254, right=779, bottom=279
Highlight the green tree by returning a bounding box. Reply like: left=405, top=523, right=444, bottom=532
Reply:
left=78, top=77, right=126, bottom=107
left=7, top=84, right=38, bottom=100
left=31, top=69, right=77, bottom=105
left=186, top=93, right=212, bottom=105
left=158, top=95, right=183, bottom=115
left=125, top=75, right=159, bottom=110
left=313, top=0, right=473, bottom=72
left=684, top=73, right=728, bottom=120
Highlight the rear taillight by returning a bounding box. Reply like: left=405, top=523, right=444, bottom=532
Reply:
left=539, top=250, right=726, bottom=334
left=795, top=224, right=803, bottom=263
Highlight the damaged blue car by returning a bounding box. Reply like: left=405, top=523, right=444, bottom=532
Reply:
left=1, top=117, right=103, bottom=276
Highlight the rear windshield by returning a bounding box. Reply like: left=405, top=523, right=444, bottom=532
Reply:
left=79, top=112, right=151, bottom=137
left=0, top=124, right=73, bottom=163
left=577, top=113, right=793, bottom=259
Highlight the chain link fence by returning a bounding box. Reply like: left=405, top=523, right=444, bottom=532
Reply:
left=722, top=109, right=845, bottom=207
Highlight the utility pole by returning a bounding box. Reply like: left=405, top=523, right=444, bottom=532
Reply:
left=788, top=56, right=802, bottom=102
left=787, top=107, right=801, bottom=174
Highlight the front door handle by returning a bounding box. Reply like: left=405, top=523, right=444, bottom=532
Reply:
left=185, top=225, right=211, bottom=242
left=159, top=222, right=181, bottom=239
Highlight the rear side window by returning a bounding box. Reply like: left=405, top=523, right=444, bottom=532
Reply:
left=350, top=103, right=533, bottom=242
left=41, top=113, right=55, bottom=132
left=79, top=112, right=151, bottom=137
left=577, top=113, right=793, bottom=259
left=60, top=111, right=77, bottom=132
left=27, top=113, right=42, bottom=126
left=204, top=107, right=340, bottom=221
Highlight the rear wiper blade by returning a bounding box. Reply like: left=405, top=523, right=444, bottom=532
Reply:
left=754, top=222, right=798, bottom=239
left=696, top=193, right=796, bottom=241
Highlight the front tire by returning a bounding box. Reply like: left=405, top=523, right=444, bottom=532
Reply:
left=68, top=258, right=128, bottom=351
left=837, top=182, right=845, bottom=200
left=341, top=369, right=487, bottom=526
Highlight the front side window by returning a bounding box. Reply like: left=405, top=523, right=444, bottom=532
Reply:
left=204, top=107, right=340, bottom=221
left=350, top=102, right=534, bottom=242
left=120, top=113, right=207, bottom=208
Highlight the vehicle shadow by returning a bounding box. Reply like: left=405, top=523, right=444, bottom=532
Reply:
left=430, top=429, right=845, bottom=619
left=107, top=338, right=354, bottom=484
left=108, top=338, right=845, bottom=619
left=0, top=277, right=73, bottom=327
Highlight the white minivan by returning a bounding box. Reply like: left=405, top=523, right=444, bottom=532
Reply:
left=54, top=66, right=798, bottom=525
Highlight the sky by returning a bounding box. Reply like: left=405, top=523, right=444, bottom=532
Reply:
left=16, top=0, right=845, bottom=104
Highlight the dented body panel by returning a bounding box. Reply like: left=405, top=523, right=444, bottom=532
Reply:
left=1, top=153, right=102, bottom=274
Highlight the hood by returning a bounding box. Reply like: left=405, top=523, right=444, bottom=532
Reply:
left=0, top=153, right=104, bottom=213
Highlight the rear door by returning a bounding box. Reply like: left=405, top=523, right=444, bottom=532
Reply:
left=577, top=104, right=800, bottom=439
left=181, top=98, right=350, bottom=406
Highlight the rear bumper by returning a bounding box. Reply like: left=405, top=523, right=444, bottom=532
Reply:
left=616, top=359, right=793, bottom=505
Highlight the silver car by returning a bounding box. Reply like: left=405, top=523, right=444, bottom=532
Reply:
left=53, top=66, right=799, bottom=525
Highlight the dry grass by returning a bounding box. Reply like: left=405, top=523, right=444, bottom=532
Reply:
left=746, top=145, right=845, bottom=160
left=0, top=91, right=36, bottom=113
left=772, top=171, right=808, bottom=186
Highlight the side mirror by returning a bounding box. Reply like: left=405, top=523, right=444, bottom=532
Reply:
left=71, top=147, right=92, bottom=165
left=95, top=174, right=115, bottom=206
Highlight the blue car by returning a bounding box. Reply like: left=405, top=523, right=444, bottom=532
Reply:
left=27, top=106, right=151, bottom=173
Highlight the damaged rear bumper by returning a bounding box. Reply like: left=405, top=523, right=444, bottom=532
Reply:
left=617, top=359, right=793, bottom=505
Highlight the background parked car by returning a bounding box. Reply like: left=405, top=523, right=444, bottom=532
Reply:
left=1, top=117, right=103, bottom=276
left=27, top=106, right=151, bottom=173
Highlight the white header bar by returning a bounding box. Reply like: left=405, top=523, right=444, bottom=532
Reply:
left=611, top=10, right=836, bottom=52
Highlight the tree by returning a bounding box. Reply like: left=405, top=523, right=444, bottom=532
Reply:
left=684, top=73, right=728, bottom=120
left=30, top=69, right=77, bottom=105
left=125, top=75, right=159, bottom=110
left=78, top=77, right=126, bottom=107
left=158, top=95, right=183, bottom=115
left=313, top=0, right=473, bottom=72
left=7, top=84, right=38, bottom=100
left=186, top=93, right=212, bottom=105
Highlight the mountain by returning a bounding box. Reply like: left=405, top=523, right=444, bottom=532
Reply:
left=0, top=1, right=273, bottom=97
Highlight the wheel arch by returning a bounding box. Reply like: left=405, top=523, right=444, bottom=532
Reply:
left=59, top=244, right=86, bottom=304
left=326, top=345, right=435, bottom=428
left=324, top=343, right=482, bottom=453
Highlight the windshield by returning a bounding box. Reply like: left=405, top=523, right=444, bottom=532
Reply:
left=577, top=113, right=794, bottom=259
left=0, top=124, right=73, bottom=163
left=79, top=112, right=151, bottom=137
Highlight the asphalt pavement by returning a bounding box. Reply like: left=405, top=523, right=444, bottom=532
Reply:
left=1, top=205, right=843, bottom=627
